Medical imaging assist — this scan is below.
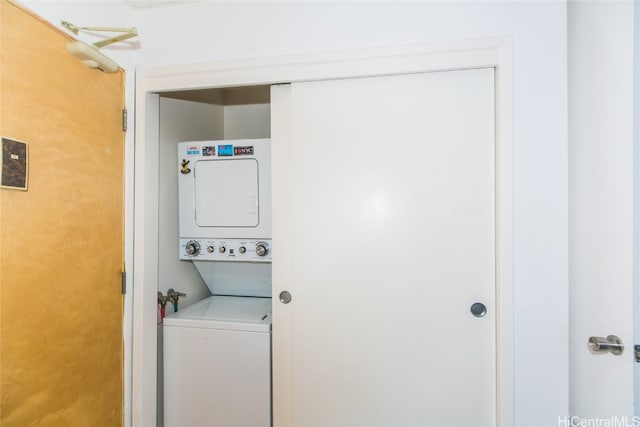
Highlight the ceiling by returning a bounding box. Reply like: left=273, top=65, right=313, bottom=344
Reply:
left=122, top=0, right=201, bottom=9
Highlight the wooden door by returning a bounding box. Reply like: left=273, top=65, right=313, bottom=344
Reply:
left=272, top=68, right=496, bottom=426
left=0, top=1, right=125, bottom=425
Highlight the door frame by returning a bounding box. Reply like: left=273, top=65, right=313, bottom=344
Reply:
left=132, top=37, right=513, bottom=427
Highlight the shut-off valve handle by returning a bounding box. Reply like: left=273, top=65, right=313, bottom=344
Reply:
left=167, top=288, right=187, bottom=312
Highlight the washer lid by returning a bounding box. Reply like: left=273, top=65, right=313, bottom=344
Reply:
left=163, top=295, right=271, bottom=332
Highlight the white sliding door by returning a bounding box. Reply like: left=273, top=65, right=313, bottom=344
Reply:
left=272, top=68, right=496, bottom=426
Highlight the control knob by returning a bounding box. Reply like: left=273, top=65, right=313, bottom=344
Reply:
left=255, top=243, right=268, bottom=257
left=185, top=241, right=200, bottom=256
left=239, top=246, right=247, bottom=254
left=218, top=246, right=226, bottom=254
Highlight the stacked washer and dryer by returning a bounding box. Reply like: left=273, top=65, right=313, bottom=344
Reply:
left=163, top=139, right=272, bottom=427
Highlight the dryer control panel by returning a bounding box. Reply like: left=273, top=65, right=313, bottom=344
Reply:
left=180, top=238, right=272, bottom=263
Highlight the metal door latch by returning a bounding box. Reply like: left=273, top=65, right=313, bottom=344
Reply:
left=588, top=335, right=624, bottom=356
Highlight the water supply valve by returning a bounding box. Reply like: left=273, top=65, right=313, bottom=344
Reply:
left=158, top=291, right=171, bottom=322
left=167, top=288, right=187, bottom=312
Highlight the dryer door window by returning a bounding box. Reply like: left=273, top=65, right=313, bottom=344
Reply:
left=194, top=158, right=259, bottom=228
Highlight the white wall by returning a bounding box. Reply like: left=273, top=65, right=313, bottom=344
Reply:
left=22, top=1, right=570, bottom=426
left=224, top=104, right=270, bottom=140
left=568, top=0, right=636, bottom=420
left=158, top=97, right=221, bottom=308
left=636, top=0, right=640, bottom=416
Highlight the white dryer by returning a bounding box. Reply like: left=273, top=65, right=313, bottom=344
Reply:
left=163, top=296, right=272, bottom=427
left=177, top=138, right=272, bottom=264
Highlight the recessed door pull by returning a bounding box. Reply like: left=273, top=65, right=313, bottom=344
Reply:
left=588, top=335, right=624, bottom=356
left=279, top=291, right=292, bottom=304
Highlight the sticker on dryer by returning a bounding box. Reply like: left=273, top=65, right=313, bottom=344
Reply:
left=218, top=145, right=233, bottom=156
left=180, top=159, right=191, bottom=174
left=234, top=146, right=254, bottom=156
left=202, top=146, right=215, bottom=156
left=186, top=146, right=201, bottom=155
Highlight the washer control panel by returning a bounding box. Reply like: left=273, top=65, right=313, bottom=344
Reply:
left=180, top=238, right=271, bottom=263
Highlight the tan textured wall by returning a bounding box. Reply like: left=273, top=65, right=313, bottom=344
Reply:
left=0, top=1, right=124, bottom=425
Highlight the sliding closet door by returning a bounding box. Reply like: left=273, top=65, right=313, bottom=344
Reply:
left=272, top=68, right=496, bottom=426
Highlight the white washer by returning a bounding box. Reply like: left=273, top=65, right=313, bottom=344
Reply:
left=163, top=295, right=272, bottom=427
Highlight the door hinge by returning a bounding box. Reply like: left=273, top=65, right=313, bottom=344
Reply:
left=122, top=108, right=128, bottom=132
left=635, top=345, right=640, bottom=363
left=121, top=271, right=127, bottom=294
